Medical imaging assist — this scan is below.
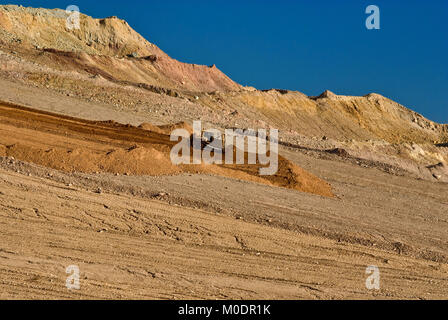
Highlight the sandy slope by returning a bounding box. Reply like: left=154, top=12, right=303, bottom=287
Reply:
left=0, top=66, right=447, bottom=300
left=0, top=4, right=447, bottom=300
left=1, top=166, right=447, bottom=299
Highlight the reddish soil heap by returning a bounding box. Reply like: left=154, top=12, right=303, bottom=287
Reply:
left=0, top=102, right=334, bottom=197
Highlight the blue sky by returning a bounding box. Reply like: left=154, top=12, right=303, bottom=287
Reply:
left=3, top=0, right=447, bottom=123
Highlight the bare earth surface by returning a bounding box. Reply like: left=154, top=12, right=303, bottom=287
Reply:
left=0, top=5, right=447, bottom=300
left=1, top=134, right=447, bottom=299
left=1, top=165, right=448, bottom=299
left=0, top=97, right=447, bottom=300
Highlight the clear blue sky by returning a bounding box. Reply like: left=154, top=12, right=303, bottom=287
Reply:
left=3, top=0, right=448, bottom=123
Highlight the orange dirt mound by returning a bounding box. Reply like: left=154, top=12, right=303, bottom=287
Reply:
left=0, top=102, right=333, bottom=197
